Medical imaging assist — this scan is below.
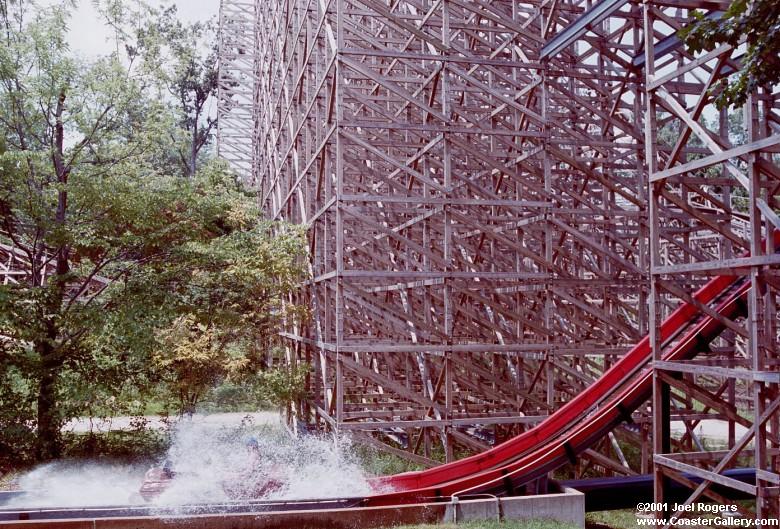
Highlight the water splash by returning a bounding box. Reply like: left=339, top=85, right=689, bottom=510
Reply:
left=265, top=434, right=372, bottom=500
left=3, top=416, right=372, bottom=508
left=154, top=421, right=371, bottom=504
left=5, top=462, right=148, bottom=507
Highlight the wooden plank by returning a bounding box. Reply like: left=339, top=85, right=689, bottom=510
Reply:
left=651, top=134, right=780, bottom=182
left=352, top=432, right=439, bottom=468
left=652, top=254, right=780, bottom=275
left=654, top=455, right=756, bottom=495
left=655, top=361, right=780, bottom=383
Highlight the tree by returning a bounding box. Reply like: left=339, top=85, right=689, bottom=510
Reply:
left=255, top=360, right=310, bottom=423
left=0, top=1, right=306, bottom=460
left=128, top=3, right=218, bottom=177
left=0, top=1, right=146, bottom=459
left=147, top=194, right=307, bottom=414
left=681, top=0, right=780, bottom=109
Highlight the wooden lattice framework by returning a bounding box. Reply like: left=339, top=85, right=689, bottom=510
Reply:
left=217, top=0, right=258, bottom=183
left=0, top=242, right=33, bottom=286
left=642, top=3, right=780, bottom=521
left=0, top=238, right=109, bottom=301
left=219, top=0, right=780, bottom=516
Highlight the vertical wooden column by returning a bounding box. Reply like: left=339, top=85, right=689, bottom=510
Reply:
left=633, top=21, right=650, bottom=474
left=541, top=17, right=554, bottom=415
left=746, top=90, right=767, bottom=519
left=540, top=6, right=554, bottom=485
left=441, top=0, right=453, bottom=462
left=760, top=92, right=780, bottom=510
left=334, top=0, right=344, bottom=427
left=643, top=1, right=668, bottom=517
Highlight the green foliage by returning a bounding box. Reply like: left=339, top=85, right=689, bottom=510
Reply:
left=0, top=367, right=37, bottom=466
left=255, top=361, right=310, bottom=410
left=147, top=210, right=307, bottom=414
left=155, top=315, right=226, bottom=413
left=681, top=1, right=780, bottom=109
left=112, top=0, right=218, bottom=176
left=355, top=445, right=428, bottom=476
left=586, top=509, right=641, bottom=529
left=0, top=1, right=307, bottom=461
left=198, top=382, right=260, bottom=413
left=62, top=426, right=169, bottom=462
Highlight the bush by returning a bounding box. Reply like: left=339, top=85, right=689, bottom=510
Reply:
left=0, top=370, right=37, bottom=467
left=197, top=382, right=260, bottom=413
left=62, top=424, right=170, bottom=463
left=355, top=445, right=429, bottom=476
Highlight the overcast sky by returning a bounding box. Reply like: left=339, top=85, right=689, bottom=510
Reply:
left=60, top=0, right=219, bottom=57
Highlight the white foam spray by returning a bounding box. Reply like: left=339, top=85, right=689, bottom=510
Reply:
left=3, top=415, right=372, bottom=509
left=264, top=433, right=373, bottom=501
left=5, top=462, right=148, bottom=507
left=153, top=420, right=372, bottom=505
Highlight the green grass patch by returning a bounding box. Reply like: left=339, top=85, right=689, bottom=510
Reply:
left=586, top=509, right=641, bottom=529
left=355, top=446, right=430, bottom=476
left=585, top=507, right=736, bottom=529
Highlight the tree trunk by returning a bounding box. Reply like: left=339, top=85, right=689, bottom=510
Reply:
left=34, top=90, right=69, bottom=461
left=36, top=342, right=62, bottom=460
left=188, top=123, right=198, bottom=178
left=189, top=118, right=198, bottom=177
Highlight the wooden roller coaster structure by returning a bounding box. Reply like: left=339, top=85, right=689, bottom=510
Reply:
left=217, top=0, right=780, bottom=520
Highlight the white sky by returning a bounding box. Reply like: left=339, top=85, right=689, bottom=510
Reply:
left=56, top=0, right=219, bottom=57
left=40, top=0, right=221, bottom=144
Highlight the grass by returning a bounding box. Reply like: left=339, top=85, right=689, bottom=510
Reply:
left=585, top=504, right=751, bottom=529
left=388, top=510, right=679, bottom=529
left=586, top=509, right=641, bottom=529
left=389, top=520, right=580, bottom=529
left=355, top=445, right=432, bottom=476
left=354, top=440, right=479, bottom=477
